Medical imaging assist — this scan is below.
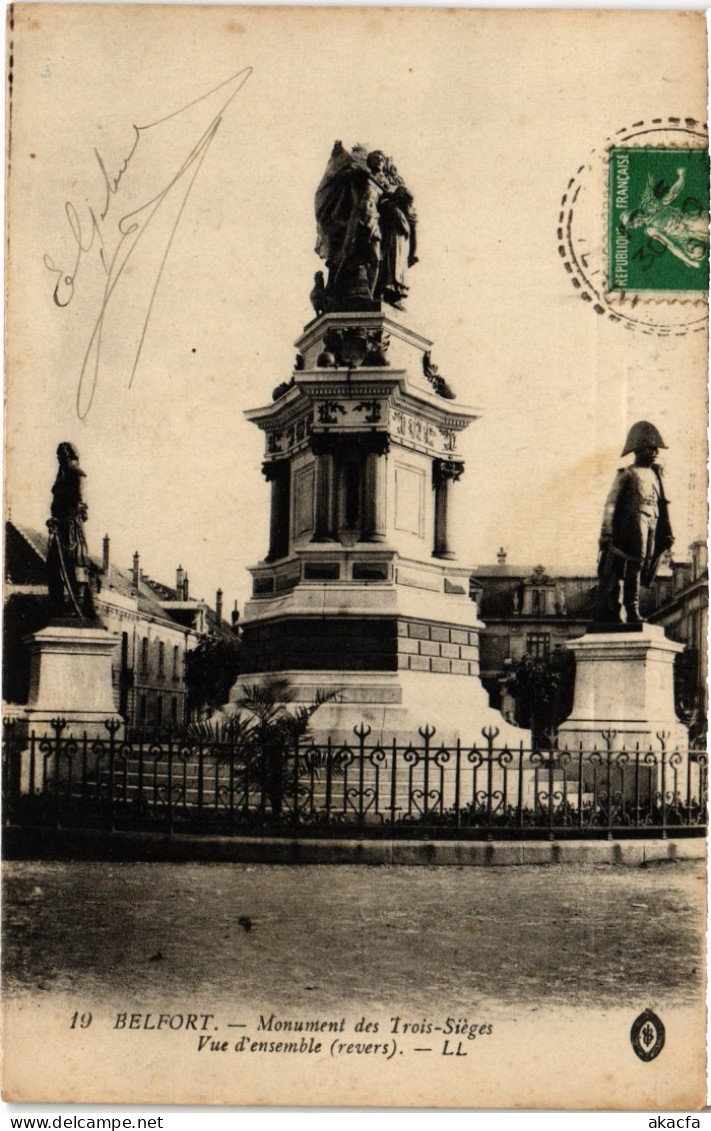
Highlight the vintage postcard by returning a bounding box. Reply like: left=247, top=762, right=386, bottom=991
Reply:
left=2, top=5, right=708, bottom=1110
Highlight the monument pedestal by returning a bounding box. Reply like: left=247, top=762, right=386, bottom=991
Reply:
left=558, top=624, right=687, bottom=752
left=23, top=622, right=122, bottom=736
left=235, top=561, right=525, bottom=744
left=238, top=305, right=529, bottom=747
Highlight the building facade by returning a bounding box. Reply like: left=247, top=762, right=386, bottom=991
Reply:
left=648, top=539, right=708, bottom=738
left=4, top=522, right=235, bottom=733
left=470, top=552, right=597, bottom=724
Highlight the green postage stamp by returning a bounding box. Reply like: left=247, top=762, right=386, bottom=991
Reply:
left=608, top=146, right=709, bottom=292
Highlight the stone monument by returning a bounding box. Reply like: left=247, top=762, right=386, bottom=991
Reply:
left=236, top=142, right=525, bottom=744
left=23, top=443, right=121, bottom=736
left=559, top=422, right=687, bottom=753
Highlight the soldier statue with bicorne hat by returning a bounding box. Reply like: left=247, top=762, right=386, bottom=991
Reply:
left=595, top=421, right=674, bottom=624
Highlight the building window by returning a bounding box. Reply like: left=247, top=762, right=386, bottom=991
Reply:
left=171, top=696, right=178, bottom=726
left=139, top=694, right=147, bottom=722
left=526, top=632, right=550, bottom=659
left=141, top=637, right=148, bottom=672
left=158, top=641, right=165, bottom=675
left=173, top=645, right=179, bottom=679
left=156, top=695, right=163, bottom=727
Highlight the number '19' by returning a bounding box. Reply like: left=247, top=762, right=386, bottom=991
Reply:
left=70, top=1011, right=93, bottom=1029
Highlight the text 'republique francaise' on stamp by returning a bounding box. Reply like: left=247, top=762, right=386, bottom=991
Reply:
left=559, top=119, right=709, bottom=335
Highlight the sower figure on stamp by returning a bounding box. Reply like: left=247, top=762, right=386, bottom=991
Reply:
left=595, top=421, right=674, bottom=624
left=46, top=441, right=95, bottom=619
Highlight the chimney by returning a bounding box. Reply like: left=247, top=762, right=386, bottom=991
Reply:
left=497, top=547, right=507, bottom=565
left=176, top=565, right=184, bottom=593
left=232, top=600, right=240, bottom=628
left=183, top=573, right=189, bottom=600
left=132, top=551, right=140, bottom=588
left=215, top=588, right=223, bottom=624
left=102, top=534, right=110, bottom=573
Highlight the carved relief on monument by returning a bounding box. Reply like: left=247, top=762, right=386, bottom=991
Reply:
left=422, top=351, right=455, bottom=399
left=264, top=416, right=311, bottom=458
left=391, top=409, right=440, bottom=452
left=353, top=400, right=382, bottom=424
left=438, top=427, right=457, bottom=453
left=316, top=402, right=348, bottom=425
left=310, top=400, right=387, bottom=434
left=316, top=326, right=391, bottom=368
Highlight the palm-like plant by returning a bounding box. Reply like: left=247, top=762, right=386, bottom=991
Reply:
left=231, top=676, right=340, bottom=815
left=177, top=676, right=339, bottom=816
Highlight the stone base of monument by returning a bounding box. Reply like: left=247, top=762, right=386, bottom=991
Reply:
left=22, top=622, right=122, bottom=738
left=558, top=623, right=687, bottom=753
left=232, top=665, right=526, bottom=748
left=235, top=575, right=528, bottom=748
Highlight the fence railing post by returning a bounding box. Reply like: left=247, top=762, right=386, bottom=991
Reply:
left=658, top=732, right=669, bottom=840
left=105, top=718, right=121, bottom=833
left=454, top=739, right=461, bottom=830
left=325, top=737, right=333, bottom=828
left=547, top=747, right=555, bottom=841
left=2, top=720, right=18, bottom=824
left=196, top=741, right=204, bottom=831
left=419, top=725, right=436, bottom=827
left=292, top=736, right=300, bottom=829
left=390, top=738, right=397, bottom=832
left=51, top=717, right=66, bottom=830
left=600, top=729, right=616, bottom=841
left=482, top=726, right=499, bottom=837
left=229, top=743, right=237, bottom=834
left=517, top=744, right=525, bottom=830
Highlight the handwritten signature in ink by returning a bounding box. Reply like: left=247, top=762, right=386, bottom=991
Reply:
left=43, top=66, right=252, bottom=420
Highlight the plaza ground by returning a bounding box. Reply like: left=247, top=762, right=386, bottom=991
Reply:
left=3, top=859, right=704, bottom=1013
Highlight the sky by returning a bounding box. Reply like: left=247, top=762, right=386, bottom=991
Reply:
left=5, top=6, right=708, bottom=615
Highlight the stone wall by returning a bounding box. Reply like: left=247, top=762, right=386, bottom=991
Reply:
left=396, top=620, right=479, bottom=676
left=240, top=614, right=480, bottom=676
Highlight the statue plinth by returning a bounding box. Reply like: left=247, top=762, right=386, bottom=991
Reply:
left=558, top=623, right=687, bottom=751
left=23, top=622, right=122, bottom=737
left=238, top=306, right=527, bottom=746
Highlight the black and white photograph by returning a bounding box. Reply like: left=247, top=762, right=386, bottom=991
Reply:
left=2, top=5, right=708, bottom=1109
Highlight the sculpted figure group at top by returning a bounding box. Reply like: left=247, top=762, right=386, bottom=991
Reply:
left=314, top=141, right=418, bottom=313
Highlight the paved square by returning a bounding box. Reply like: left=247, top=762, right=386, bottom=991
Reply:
left=3, top=860, right=704, bottom=1013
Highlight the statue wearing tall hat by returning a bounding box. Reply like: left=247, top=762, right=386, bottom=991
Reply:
left=595, top=421, right=674, bottom=624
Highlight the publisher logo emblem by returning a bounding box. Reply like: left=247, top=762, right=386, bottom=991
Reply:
left=631, top=1009, right=666, bottom=1062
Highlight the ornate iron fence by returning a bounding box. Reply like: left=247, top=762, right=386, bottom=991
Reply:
left=2, top=718, right=707, bottom=840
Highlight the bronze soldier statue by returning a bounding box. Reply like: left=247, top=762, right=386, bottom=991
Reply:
left=46, top=442, right=95, bottom=618
left=595, top=421, right=674, bottom=624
